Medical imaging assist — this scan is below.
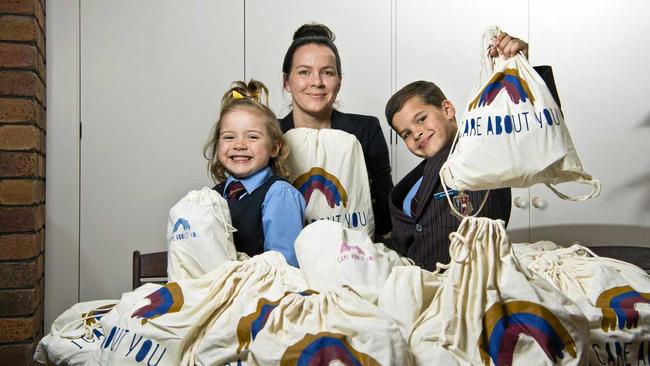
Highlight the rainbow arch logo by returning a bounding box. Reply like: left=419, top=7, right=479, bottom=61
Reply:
left=236, top=290, right=318, bottom=353
left=595, top=285, right=650, bottom=331
left=293, top=167, right=348, bottom=208
left=340, top=242, right=366, bottom=256
left=478, top=301, right=577, bottom=366
left=172, top=218, right=191, bottom=233
left=280, top=331, right=381, bottom=366
left=468, top=68, right=535, bottom=111
left=131, top=282, right=184, bottom=325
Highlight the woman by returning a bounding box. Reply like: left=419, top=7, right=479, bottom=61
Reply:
left=280, top=23, right=394, bottom=237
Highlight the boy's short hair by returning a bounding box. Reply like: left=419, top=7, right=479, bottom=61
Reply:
left=385, top=81, right=448, bottom=128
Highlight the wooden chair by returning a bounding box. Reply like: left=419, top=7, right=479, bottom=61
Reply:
left=588, top=246, right=650, bottom=274
left=132, top=250, right=168, bottom=289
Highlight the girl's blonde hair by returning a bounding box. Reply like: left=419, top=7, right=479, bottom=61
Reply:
left=203, top=79, right=291, bottom=182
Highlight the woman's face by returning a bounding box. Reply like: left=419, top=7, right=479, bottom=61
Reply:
left=284, top=44, right=341, bottom=119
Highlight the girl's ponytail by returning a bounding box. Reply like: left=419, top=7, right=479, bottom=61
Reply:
left=221, top=80, right=270, bottom=110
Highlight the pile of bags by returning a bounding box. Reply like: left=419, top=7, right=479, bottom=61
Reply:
left=37, top=214, right=650, bottom=365
left=514, top=243, right=650, bottom=365
left=38, top=249, right=415, bottom=365
left=34, top=300, right=118, bottom=365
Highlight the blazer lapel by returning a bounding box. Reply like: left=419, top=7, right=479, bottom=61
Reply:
left=330, top=109, right=358, bottom=134
left=279, top=111, right=295, bottom=133
left=412, top=143, right=452, bottom=219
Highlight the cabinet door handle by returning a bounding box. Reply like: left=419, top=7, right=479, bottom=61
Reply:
left=532, top=197, right=547, bottom=209
left=513, top=196, right=529, bottom=209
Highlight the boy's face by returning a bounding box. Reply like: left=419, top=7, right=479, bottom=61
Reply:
left=218, top=108, right=279, bottom=179
left=391, top=96, right=457, bottom=158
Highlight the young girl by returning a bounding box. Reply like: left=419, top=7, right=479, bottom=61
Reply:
left=203, top=80, right=305, bottom=267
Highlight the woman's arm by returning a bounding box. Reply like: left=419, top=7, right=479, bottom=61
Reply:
left=365, top=117, right=394, bottom=236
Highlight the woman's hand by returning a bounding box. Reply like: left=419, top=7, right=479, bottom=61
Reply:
left=488, top=32, right=528, bottom=59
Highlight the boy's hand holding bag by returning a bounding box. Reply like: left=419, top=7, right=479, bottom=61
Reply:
left=441, top=27, right=600, bottom=218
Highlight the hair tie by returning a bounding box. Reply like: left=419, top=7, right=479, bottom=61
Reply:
left=231, top=90, right=261, bottom=103
left=251, top=90, right=261, bottom=102
left=231, top=90, right=245, bottom=100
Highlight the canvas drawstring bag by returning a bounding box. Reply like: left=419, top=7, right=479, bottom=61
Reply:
left=410, top=217, right=589, bottom=365
left=167, top=187, right=237, bottom=281
left=440, top=26, right=599, bottom=218
left=284, top=128, right=375, bottom=237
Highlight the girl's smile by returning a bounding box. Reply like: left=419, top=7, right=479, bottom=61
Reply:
left=218, top=108, right=279, bottom=179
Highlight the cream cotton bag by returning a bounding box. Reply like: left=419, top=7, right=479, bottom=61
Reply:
left=34, top=300, right=117, bottom=365
left=512, top=240, right=563, bottom=268
left=295, top=219, right=413, bottom=303
left=186, top=252, right=307, bottom=366
left=440, top=27, right=599, bottom=217
left=377, top=266, right=445, bottom=341
left=88, top=253, right=305, bottom=366
left=284, top=128, right=375, bottom=237
left=522, top=244, right=650, bottom=365
left=248, top=286, right=414, bottom=366
left=167, top=187, right=237, bottom=281
left=410, top=217, right=589, bottom=365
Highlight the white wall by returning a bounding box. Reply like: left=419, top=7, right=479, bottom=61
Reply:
left=526, top=0, right=650, bottom=243
left=78, top=0, right=245, bottom=301
left=45, top=0, right=80, bottom=334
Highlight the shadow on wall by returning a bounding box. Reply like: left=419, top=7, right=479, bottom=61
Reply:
left=640, top=111, right=650, bottom=128
left=615, top=172, right=650, bottom=212
left=509, top=224, right=650, bottom=247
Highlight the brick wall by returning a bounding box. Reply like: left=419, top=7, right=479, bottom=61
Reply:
left=0, top=0, right=46, bottom=364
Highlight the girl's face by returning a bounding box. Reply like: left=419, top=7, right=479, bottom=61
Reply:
left=217, top=108, right=280, bottom=179
left=391, top=96, right=457, bottom=158
left=284, top=44, right=341, bottom=119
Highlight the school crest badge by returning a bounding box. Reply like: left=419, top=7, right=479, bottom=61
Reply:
left=452, top=191, right=474, bottom=220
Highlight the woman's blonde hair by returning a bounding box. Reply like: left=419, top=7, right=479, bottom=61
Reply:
left=203, top=79, right=291, bottom=182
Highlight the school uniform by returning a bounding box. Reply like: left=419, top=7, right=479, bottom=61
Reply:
left=214, top=167, right=305, bottom=267
left=387, top=65, right=560, bottom=270
left=280, top=109, right=394, bottom=236
left=387, top=143, right=511, bottom=271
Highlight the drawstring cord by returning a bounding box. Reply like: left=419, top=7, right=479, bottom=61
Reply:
left=57, top=305, right=116, bottom=340
left=209, top=191, right=237, bottom=239
left=448, top=232, right=471, bottom=264
left=524, top=249, right=589, bottom=294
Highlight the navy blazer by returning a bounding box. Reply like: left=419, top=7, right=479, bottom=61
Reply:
left=388, top=143, right=511, bottom=270
left=280, top=109, right=394, bottom=236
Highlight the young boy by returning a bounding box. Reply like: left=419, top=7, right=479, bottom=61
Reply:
left=383, top=32, right=532, bottom=270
